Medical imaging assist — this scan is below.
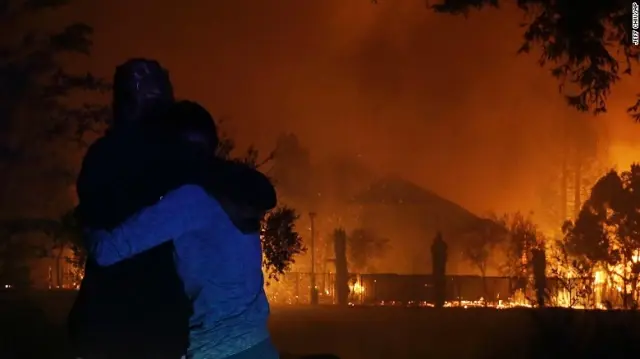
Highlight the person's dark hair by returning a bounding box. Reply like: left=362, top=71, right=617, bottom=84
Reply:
left=112, top=58, right=174, bottom=128
left=164, top=100, right=219, bottom=155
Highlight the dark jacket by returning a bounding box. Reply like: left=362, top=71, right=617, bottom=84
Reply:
left=69, top=128, right=191, bottom=359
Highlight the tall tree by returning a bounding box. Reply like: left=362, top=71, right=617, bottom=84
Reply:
left=0, top=1, right=107, bottom=285
left=1, top=0, right=109, bottom=218
left=261, top=206, right=306, bottom=281
left=396, top=0, right=640, bottom=119
left=564, top=166, right=640, bottom=308
left=462, top=216, right=507, bottom=300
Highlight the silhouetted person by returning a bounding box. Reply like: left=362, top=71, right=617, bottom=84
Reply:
left=68, top=59, right=190, bottom=359
left=531, top=248, right=547, bottom=307
left=431, top=231, right=447, bottom=308
left=86, top=101, right=279, bottom=359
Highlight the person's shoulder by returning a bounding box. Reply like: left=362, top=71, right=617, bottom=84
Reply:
left=167, top=184, right=215, bottom=204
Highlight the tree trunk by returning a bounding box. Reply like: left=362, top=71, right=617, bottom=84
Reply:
left=573, top=157, right=582, bottom=219
left=560, top=140, right=568, bottom=222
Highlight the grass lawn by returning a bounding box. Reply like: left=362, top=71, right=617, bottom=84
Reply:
left=1, top=291, right=639, bottom=359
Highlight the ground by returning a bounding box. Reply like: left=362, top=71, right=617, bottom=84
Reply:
left=1, top=291, right=639, bottom=359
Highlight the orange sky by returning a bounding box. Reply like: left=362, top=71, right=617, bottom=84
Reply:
left=55, top=0, right=640, bottom=215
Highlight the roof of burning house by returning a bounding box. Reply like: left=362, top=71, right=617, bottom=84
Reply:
left=354, top=176, right=470, bottom=209
left=352, top=176, right=487, bottom=236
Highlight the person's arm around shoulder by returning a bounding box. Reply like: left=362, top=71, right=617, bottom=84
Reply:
left=87, top=184, right=213, bottom=266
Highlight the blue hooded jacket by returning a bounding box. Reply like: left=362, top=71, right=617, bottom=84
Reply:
left=86, top=183, right=277, bottom=359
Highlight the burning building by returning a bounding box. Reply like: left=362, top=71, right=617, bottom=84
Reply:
left=349, top=176, right=490, bottom=275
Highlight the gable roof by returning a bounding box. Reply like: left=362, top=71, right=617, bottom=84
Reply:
left=352, top=176, right=485, bottom=235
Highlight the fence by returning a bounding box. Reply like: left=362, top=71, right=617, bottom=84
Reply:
left=264, top=272, right=622, bottom=307
left=3, top=271, right=628, bottom=308
left=265, top=272, right=524, bottom=305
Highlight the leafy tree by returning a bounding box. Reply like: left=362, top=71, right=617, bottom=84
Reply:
left=393, top=0, right=640, bottom=119
left=462, top=216, right=506, bottom=300
left=261, top=206, right=306, bottom=281
left=1, top=0, right=109, bottom=216
left=564, top=166, right=640, bottom=308
left=347, top=228, right=389, bottom=272
left=0, top=1, right=107, bottom=285
left=548, top=236, right=596, bottom=308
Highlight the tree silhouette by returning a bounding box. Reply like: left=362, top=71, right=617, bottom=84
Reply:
left=0, top=1, right=107, bottom=285
left=462, top=216, right=506, bottom=300
left=1, top=0, right=109, bottom=217
left=214, top=119, right=275, bottom=170
left=564, top=166, right=640, bottom=308
left=409, top=0, right=640, bottom=119
left=548, top=235, right=596, bottom=308
left=261, top=206, right=306, bottom=281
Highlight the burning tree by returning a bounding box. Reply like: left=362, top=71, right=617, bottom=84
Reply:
left=499, top=212, right=545, bottom=305
left=563, top=166, right=640, bottom=308
left=548, top=234, right=597, bottom=309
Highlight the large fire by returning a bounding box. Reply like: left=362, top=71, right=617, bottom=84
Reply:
left=262, top=248, right=640, bottom=309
